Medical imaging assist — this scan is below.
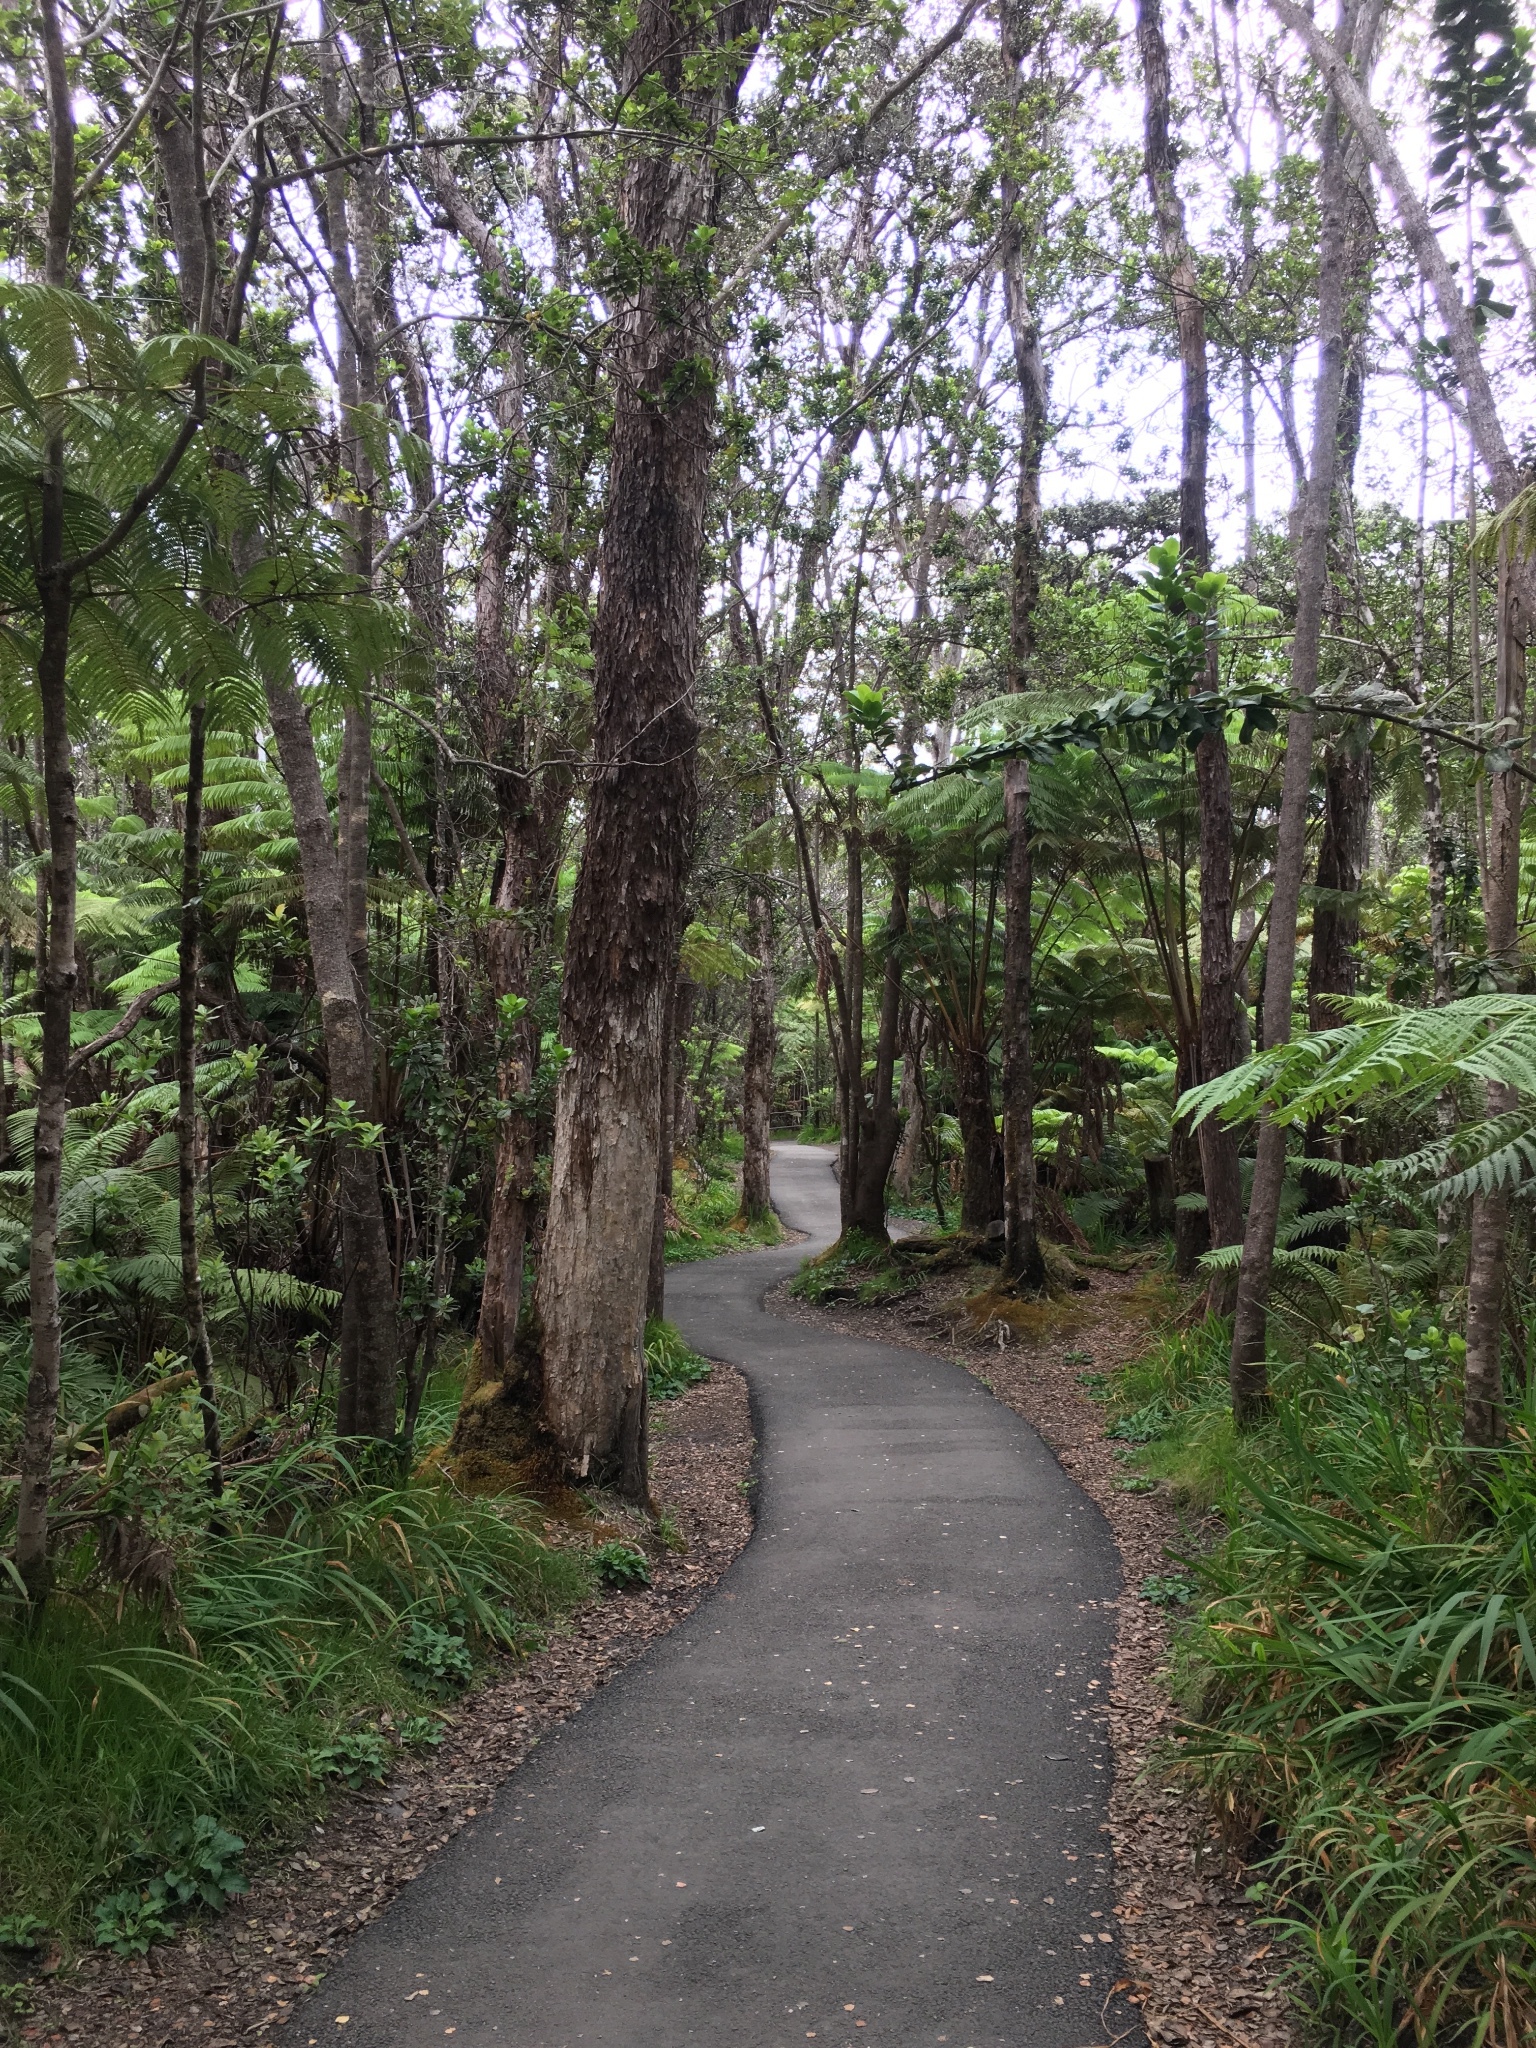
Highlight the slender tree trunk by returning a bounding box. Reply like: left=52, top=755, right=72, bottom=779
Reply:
left=955, top=1044, right=1002, bottom=1233
left=738, top=880, right=775, bottom=1223
left=177, top=693, right=224, bottom=1501
left=1301, top=732, right=1370, bottom=1237
left=17, top=563, right=75, bottom=1604
left=16, top=0, right=78, bottom=1601
left=1464, top=535, right=1529, bottom=1454
left=1138, top=0, right=1244, bottom=1288
left=891, top=1009, right=926, bottom=1201
left=534, top=0, right=770, bottom=1499
left=849, top=858, right=907, bottom=1239
left=265, top=679, right=399, bottom=1438
left=1227, top=10, right=1365, bottom=1420
left=996, top=5, right=1047, bottom=1289
left=840, top=822, right=865, bottom=1233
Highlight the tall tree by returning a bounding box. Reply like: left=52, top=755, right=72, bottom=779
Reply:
left=533, top=0, right=774, bottom=1497
left=996, top=0, right=1048, bottom=1291
left=1136, top=0, right=1245, bottom=1290
left=1271, top=0, right=1534, bottom=1453
left=1227, top=0, right=1376, bottom=1420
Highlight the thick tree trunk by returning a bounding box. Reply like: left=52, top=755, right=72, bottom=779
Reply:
left=1227, top=14, right=1366, bottom=1421
left=534, top=0, right=770, bottom=1498
left=738, top=882, right=775, bottom=1223
left=1138, top=0, right=1243, bottom=1286
left=178, top=693, right=224, bottom=1502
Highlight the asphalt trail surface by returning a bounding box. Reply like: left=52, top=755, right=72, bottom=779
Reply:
left=317, top=1144, right=1134, bottom=2047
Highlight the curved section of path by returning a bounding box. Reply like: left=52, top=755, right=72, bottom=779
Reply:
left=321, top=1145, right=1134, bottom=2047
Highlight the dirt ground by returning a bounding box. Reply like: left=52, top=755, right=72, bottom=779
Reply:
left=771, top=1258, right=1293, bottom=2048
left=11, top=1365, right=757, bottom=2048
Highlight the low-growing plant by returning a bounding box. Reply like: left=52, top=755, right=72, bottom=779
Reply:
left=645, top=1319, right=712, bottom=1402
left=396, top=1715, right=446, bottom=1752
left=310, top=1731, right=391, bottom=1790
left=92, top=1888, right=175, bottom=1957
left=1139, top=1573, right=1194, bottom=1607
left=0, top=1439, right=591, bottom=1949
left=0, top=1915, right=46, bottom=1953
left=1134, top=1310, right=1536, bottom=2046
left=153, top=1815, right=249, bottom=1912
left=591, top=1541, right=651, bottom=1589
left=400, top=1621, right=474, bottom=1696
left=789, top=1232, right=920, bottom=1308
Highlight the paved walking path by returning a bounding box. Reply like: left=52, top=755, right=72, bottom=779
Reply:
left=319, top=1145, right=1135, bottom=2047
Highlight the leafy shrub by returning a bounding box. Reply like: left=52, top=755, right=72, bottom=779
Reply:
left=789, top=1232, right=919, bottom=1307
left=310, top=1732, right=390, bottom=1790
left=92, top=1888, right=175, bottom=1957
left=400, top=1621, right=473, bottom=1696
left=90, top=1815, right=247, bottom=1954
left=591, top=1541, right=651, bottom=1589
left=0, top=1914, right=46, bottom=1953
left=154, top=1814, right=248, bottom=1910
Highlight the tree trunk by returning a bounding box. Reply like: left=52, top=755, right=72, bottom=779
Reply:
left=265, top=678, right=399, bottom=1438
left=533, top=0, right=770, bottom=1499
left=738, top=880, right=775, bottom=1223
left=996, top=8, right=1048, bottom=1289
left=1227, top=10, right=1366, bottom=1421
left=16, top=0, right=79, bottom=1601
left=891, top=1009, right=926, bottom=1202
left=16, top=531, right=75, bottom=1604
left=177, top=692, right=224, bottom=1503
left=955, top=1046, right=1002, bottom=1232
left=647, top=968, right=679, bottom=1321
left=1138, top=0, right=1244, bottom=1288
left=1463, top=537, right=1529, bottom=1455
left=1000, top=760, right=1045, bottom=1283
left=1301, top=726, right=1370, bottom=1236
left=849, top=858, right=908, bottom=1239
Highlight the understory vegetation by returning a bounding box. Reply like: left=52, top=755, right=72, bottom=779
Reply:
left=1102, top=1300, right=1536, bottom=2046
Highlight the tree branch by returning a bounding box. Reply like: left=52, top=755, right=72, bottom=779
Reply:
left=67, top=980, right=176, bottom=1073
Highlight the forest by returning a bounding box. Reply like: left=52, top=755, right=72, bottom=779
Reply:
left=0, top=0, right=1533, bottom=2036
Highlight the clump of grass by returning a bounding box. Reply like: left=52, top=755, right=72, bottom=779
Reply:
left=0, top=1417, right=591, bottom=1951
left=789, top=1231, right=919, bottom=1307
left=645, top=1318, right=712, bottom=1402
left=665, top=1156, right=784, bottom=1261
